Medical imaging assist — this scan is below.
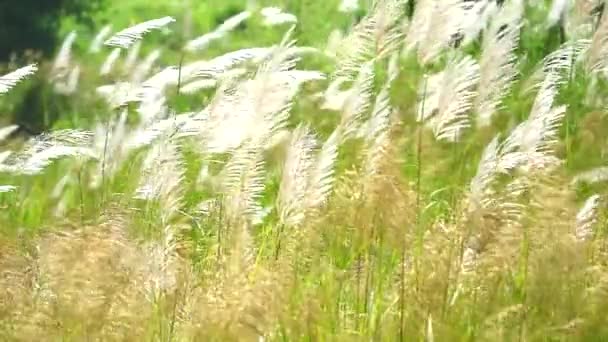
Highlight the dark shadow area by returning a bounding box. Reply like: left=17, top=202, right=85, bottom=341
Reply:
left=0, top=0, right=102, bottom=60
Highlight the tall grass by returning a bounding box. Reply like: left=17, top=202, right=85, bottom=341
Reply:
left=1, top=0, right=608, bottom=340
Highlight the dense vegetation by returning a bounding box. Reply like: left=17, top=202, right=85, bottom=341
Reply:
left=0, top=0, right=102, bottom=60
left=1, top=0, right=608, bottom=340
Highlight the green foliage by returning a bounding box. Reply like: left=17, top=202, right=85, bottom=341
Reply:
left=2, top=0, right=608, bottom=341
left=0, top=0, right=103, bottom=60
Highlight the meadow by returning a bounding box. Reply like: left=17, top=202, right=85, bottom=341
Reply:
left=0, top=0, right=608, bottom=340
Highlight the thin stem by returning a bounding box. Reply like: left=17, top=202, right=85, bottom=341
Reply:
left=217, top=198, right=224, bottom=269
left=176, top=52, right=185, bottom=98
left=566, top=43, right=576, bottom=164
left=401, top=74, right=428, bottom=341
left=416, top=75, right=428, bottom=222
left=101, top=118, right=111, bottom=207
left=415, top=75, right=429, bottom=286
left=78, top=164, right=85, bottom=225
left=274, top=223, right=286, bottom=260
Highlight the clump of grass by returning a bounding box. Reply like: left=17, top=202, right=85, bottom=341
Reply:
left=1, top=0, right=608, bottom=340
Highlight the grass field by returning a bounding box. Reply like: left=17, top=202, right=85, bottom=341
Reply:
left=1, top=0, right=608, bottom=340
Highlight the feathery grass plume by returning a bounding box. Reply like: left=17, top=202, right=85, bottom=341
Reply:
left=0, top=64, right=38, bottom=95
left=111, top=79, right=165, bottom=109
left=462, top=71, right=569, bottom=273
left=406, top=0, right=470, bottom=64
left=126, top=112, right=195, bottom=149
left=426, top=314, right=435, bottom=342
left=51, top=173, right=73, bottom=200
left=134, top=137, right=185, bottom=221
left=185, top=31, right=224, bottom=53
left=319, top=76, right=352, bottom=111
left=5, top=1, right=608, bottom=338
left=277, top=125, right=318, bottom=227
left=215, top=10, right=252, bottom=33
left=461, top=138, right=533, bottom=281
left=359, top=82, right=392, bottom=140
left=368, top=81, right=393, bottom=135
left=387, top=51, right=401, bottom=83
left=89, top=24, right=113, bottom=53
left=564, top=0, right=599, bottom=38
left=33, top=216, right=157, bottom=340
left=52, top=31, right=77, bottom=77
left=256, top=26, right=299, bottom=74
left=0, top=125, right=18, bottom=142
left=473, top=173, right=581, bottom=311
left=404, top=0, right=435, bottom=52
left=501, top=72, right=566, bottom=169
left=105, top=16, right=176, bottom=49
left=180, top=78, right=218, bottom=94
left=134, top=89, right=167, bottom=115
left=0, top=151, right=11, bottom=165
left=362, top=83, right=395, bottom=178
left=0, top=129, right=95, bottom=175
left=177, top=48, right=269, bottom=88
left=576, top=194, right=600, bottom=241
left=547, top=0, right=571, bottom=28
left=53, top=65, right=81, bottom=95
left=525, top=39, right=591, bottom=92
left=326, top=127, right=412, bottom=259
left=303, top=130, right=339, bottom=212
left=339, top=0, right=360, bottom=13
left=459, top=176, right=529, bottom=288
left=100, top=48, right=122, bottom=76
left=325, top=28, right=344, bottom=59
left=476, top=4, right=521, bottom=127
left=332, top=0, right=404, bottom=80
left=25, top=129, right=94, bottom=148
left=174, top=107, right=212, bottom=139
left=261, top=7, right=298, bottom=26
left=221, top=139, right=267, bottom=223
left=140, top=228, right=182, bottom=303
left=201, top=80, right=269, bottom=153
left=90, top=111, right=129, bottom=189
left=136, top=90, right=167, bottom=121
left=468, top=136, right=503, bottom=213
left=18, top=145, right=96, bottom=175
left=185, top=11, right=251, bottom=52
left=339, top=61, right=375, bottom=141
left=528, top=71, right=564, bottom=121
left=137, top=67, right=187, bottom=101
left=0, top=238, right=45, bottom=339
left=96, top=83, right=127, bottom=100
left=422, top=54, right=480, bottom=142
left=136, top=94, right=168, bottom=126
left=96, top=81, right=153, bottom=108
left=466, top=135, right=530, bottom=229
left=201, top=36, right=319, bottom=154
left=572, top=166, right=608, bottom=184
left=131, top=49, right=162, bottom=83
left=587, top=7, right=608, bottom=73
left=178, top=252, right=281, bottom=340
left=459, top=0, right=500, bottom=46
left=271, top=69, right=326, bottom=89
left=51, top=30, right=82, bottom=93
left=186, top=47, right=272, bottom=81
left=122, top=41, right=142, bottom=73
left=0, top=185, right=16, bottom=193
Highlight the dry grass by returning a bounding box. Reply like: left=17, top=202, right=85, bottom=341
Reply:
left=0, top=0, right=608, bottom=340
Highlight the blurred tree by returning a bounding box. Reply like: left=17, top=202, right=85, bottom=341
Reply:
left=0, top=0, right=103, bottom=60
